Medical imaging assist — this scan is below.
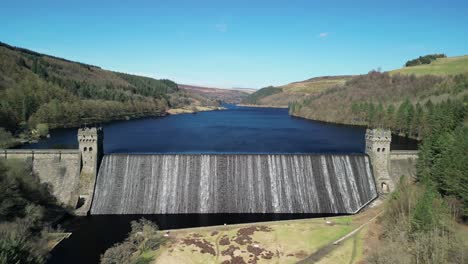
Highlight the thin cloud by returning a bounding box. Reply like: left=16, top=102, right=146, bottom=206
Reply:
left=318, top=32, right=329, bottom=38
left=214, top=23, right=228, bottom=33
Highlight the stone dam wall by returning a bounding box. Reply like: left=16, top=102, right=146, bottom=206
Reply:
left=389, top=150, right=419, bottom=180
left=90, top=154, right=378, bottom=215
left=0, top=149, right=81, bottom=206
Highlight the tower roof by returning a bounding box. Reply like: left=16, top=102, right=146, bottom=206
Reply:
left=365, top=128, right=391, bottom=140
left=78, top=127, right=103, bottom=138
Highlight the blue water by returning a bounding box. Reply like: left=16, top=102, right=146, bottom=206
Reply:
left=22, top=104, right=370, bottom=153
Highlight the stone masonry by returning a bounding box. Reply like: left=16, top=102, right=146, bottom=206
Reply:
left=365, top=129, right=419, bottom=194
left=0, top=127, right=103, bottom=215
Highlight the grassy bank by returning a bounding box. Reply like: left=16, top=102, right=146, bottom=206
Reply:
left=134, top=207, right=382, bottom=264
left=390, top=55, right=468, bottom=76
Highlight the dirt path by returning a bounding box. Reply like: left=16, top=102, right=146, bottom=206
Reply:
left=297, top=211, right=382, bottom=264
left=348, top=232, right=358, bottom=264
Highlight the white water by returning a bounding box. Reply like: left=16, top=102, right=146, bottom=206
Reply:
left=90, top=154, right=378, bottom=214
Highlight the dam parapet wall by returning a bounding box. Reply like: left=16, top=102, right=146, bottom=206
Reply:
left=389, top=150, right=419, bottom=182
left=390, top=150, right=419, bottom=160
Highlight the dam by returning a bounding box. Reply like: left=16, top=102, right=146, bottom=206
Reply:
left=6, top=107, right=419, bottom=264
left=91, top=154, right=377, bottom=214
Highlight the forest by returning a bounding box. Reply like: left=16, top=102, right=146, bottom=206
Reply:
left=405, top=54, right=447, bottom=67
left=0, top=42, right=217, bottom=147
left=368, top=99, right=467, bottom=263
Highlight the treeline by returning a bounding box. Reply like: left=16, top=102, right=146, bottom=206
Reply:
left=348, top=98, right=465, bottom=139
left=241, top=86, right=282, bottom=104
left=368, top=98, right=467, bottom=263
left=405, top=54, right=446, bottom=67
left=0, top=42, right=206, bottom=146
left=369, top=177, right=466, bottom=263
left=417, top=106, right=467, bottom=219
left=289, top=71, right=468, bottom=128
left=0, top=41, right=100, bottom=69
left=0, top=159, right=68, bottom=263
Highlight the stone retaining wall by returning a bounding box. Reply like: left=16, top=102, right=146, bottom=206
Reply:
left=0, top=149, right=81, bottom=207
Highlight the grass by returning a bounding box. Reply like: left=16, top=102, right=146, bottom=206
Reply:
left=281, top=76, right=352, bottom=94
left=313, top=226, right=366, bottom=264
left=240, top=76, right=352, bottom=107
left=148, top=215, right=366, bottom=264
left=390, top=55, right=468, bottom=76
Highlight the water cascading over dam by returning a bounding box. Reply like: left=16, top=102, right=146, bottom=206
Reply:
left=90, top=154, right=377, bottom=215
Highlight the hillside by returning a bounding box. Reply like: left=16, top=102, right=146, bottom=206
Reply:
left=289, top=54, right=468, bottom=138
left=0, top=42, right=217, bottom=143
left=390, top=55, right=468, bottom=76
left=179, top=84, right=250, bottom=104
left=241, top=75, right=353, bottom=107
left=242, top=55, right=468, bottom=108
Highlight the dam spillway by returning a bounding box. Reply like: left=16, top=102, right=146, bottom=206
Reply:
left=90, top=154, right=378, bottom=215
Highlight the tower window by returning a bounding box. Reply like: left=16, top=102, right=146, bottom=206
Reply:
left=377, top=148, right=381, bottom=152
left=84, top=147, right=87, bottom=151
left=89, top=147, right=93, bottom=151
left=382, top=148, right=386, bottom=152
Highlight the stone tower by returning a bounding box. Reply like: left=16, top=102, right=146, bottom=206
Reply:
left=78, top=127, right=103, bottom=176
left=76, top=127, right=103, bottom=215
left=365, top=128, right=393, bottom=194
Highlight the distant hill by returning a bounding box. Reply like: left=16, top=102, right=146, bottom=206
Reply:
left=390, top=55, right=468, bottom=76
left=230, top=87, right=257, bottom=94
left=241, top=75, right=353, bottom=107
left=0, top=41, right=216, bottom=136
left=242, top=55, right=468, bottom=108
left=178, top=84, right=250, bottom=104
left=290, top=55, right=468, bottom=137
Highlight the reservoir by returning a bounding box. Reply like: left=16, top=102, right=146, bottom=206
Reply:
left=21, top=104, right=416, bottom=153
left=39, top=105, right=416, bottom=263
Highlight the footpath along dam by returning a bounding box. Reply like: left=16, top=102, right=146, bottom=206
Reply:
left=1, top=127, right=419, bottom=216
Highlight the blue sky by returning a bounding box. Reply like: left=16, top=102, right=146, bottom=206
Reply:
left=1, top=0, right=467, bottom=88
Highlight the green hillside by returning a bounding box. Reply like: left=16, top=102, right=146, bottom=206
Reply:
left=390, top=55, right=468, bottom=76
left=241, top=55, right=468, bottom=108
left=240, top=76, right=352, bottom=107
left=241, top=86, right=283, bottom=105
left=290, top=56, right=468, bottom=138
left=281, top=75, right=353, bottom=93
left=0, top=42, right=216, bottom=146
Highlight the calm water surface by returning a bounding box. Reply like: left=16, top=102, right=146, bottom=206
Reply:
left=21, top=105, right=416, bottom=153
left=43, top=105, right=416, bottom=263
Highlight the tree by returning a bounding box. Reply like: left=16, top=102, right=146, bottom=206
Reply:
left=0, top=128, right=15, bottom=148
left=101, top=218, right=164, bottom=264
left=385, top=104, right=396, bottom=129
left=35, top=124, right=49, bottom=138
left=0, top=159, right=64, bottom=264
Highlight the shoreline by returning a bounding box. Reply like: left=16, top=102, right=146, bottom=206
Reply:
left=290, top=112, right=421, bottom=141
left=236, top=104, right=288, bottom=109
left=166, top=106, right=226, bottom=115
left=9, top=105, right=224, bottom=149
